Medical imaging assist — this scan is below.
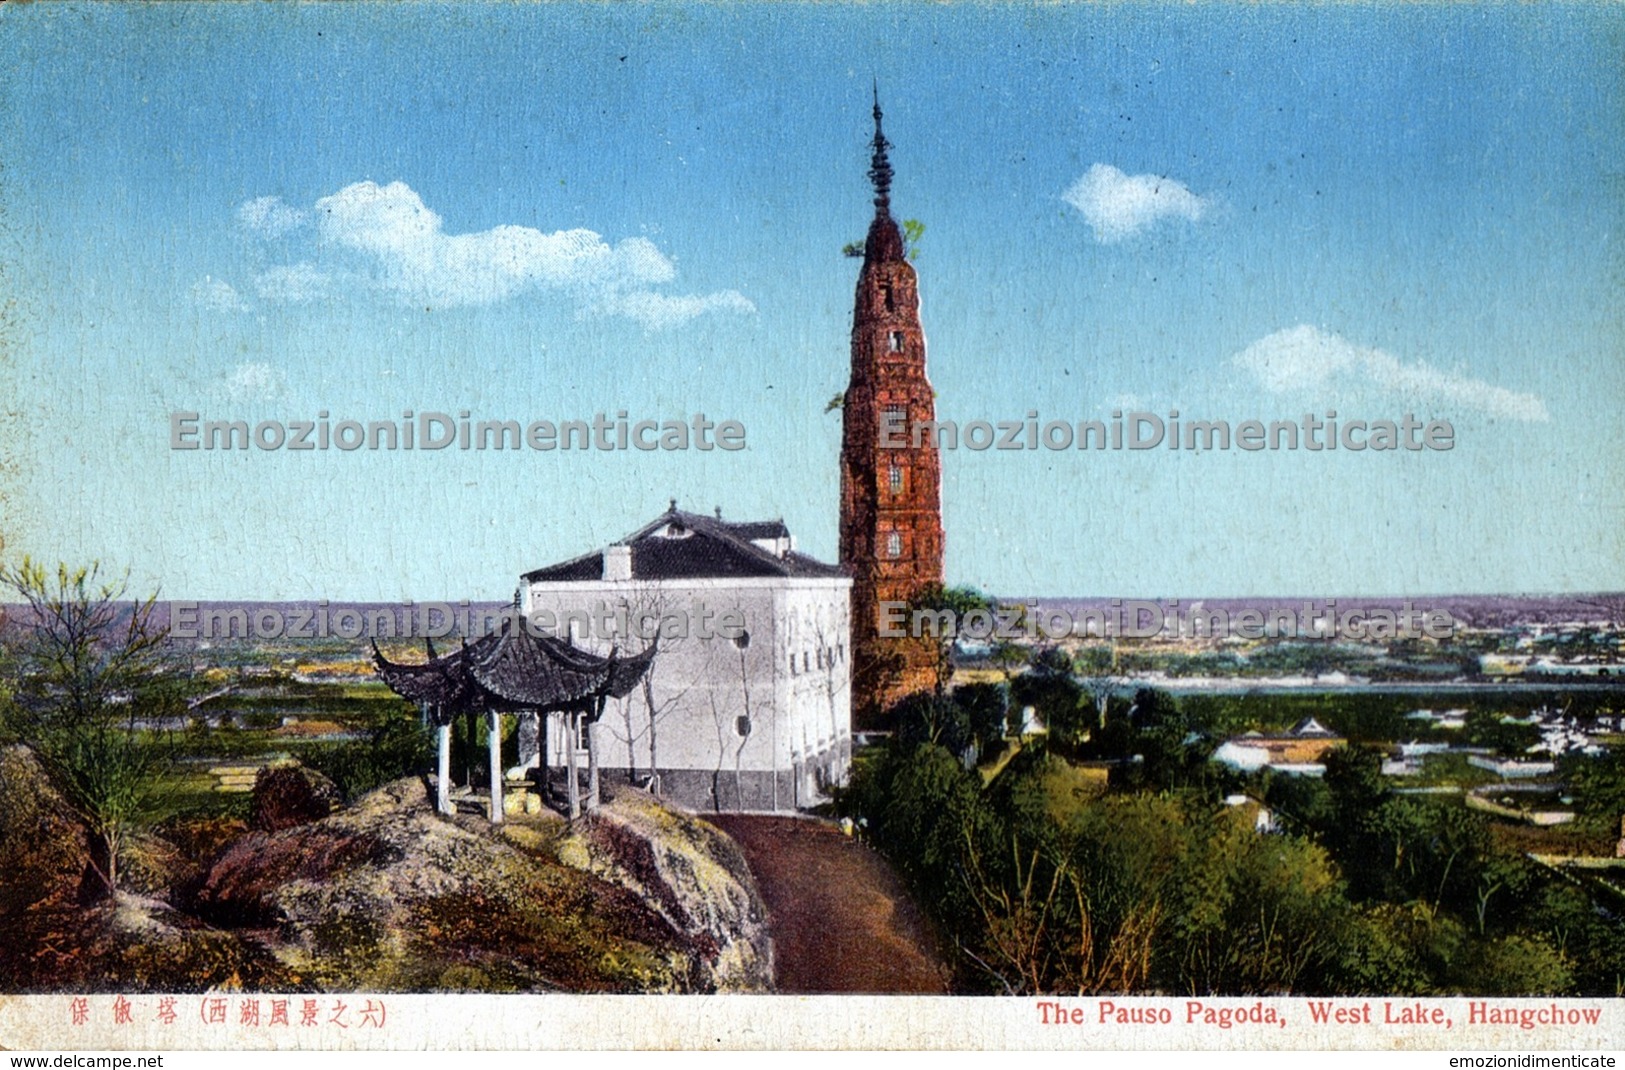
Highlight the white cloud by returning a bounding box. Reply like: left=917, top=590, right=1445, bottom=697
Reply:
left=189, top=276, right=249, bottom=313
left=312, top=181, right=684, bottom=305
left=221, top=362, right=286, bottom=402
left=1063, top=163, right=1211, bottom=243
left=237, top=196, right=308, bottom=238
left=600, top=289, right=757, bottom=330
left=253, top=262, right=335, bottom=304
left=231, top=180, right=746, bottom=328
left=1233, top=325, right=1549, bottom=422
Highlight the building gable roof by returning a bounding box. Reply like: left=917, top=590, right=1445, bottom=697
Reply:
left=1289, top=716, right=1340, bottom=738
left=522, top=506, right=845, bottom=584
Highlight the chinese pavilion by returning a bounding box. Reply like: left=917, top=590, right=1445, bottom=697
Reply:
left=372, top=620, right=656, bottom=823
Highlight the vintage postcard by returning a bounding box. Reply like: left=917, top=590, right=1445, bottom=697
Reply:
left=0, top=0, right=1621, bottom=1055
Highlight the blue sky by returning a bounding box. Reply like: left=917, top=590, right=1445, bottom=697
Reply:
left=2, top=2, right=1620, bottom=601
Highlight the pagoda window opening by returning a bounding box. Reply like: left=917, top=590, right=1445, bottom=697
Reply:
left=881, top=282, right=895, bottom=311
left=889, top=331, right=904, bottom=353
left=889, top=465, right=904, bottom=493
left=882, top=404, right=906, bottom=439
left=886, top=532, right=903, bottom=558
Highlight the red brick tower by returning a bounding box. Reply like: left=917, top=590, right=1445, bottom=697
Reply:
left=839, top=93, right=945, bottom=726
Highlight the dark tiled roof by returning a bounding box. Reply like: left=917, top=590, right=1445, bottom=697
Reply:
left=371, top=636, right=495, bottom=712
left=522, top=507, right=845, bottom=583
left=520, top=552, right=603, bottom=583
left=371, top=624, right=656, bottom=721
left=728, top=519, right=790, bottom=540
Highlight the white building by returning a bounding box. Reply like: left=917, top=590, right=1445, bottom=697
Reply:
left=519, top=504, right=852, bottom=813
left=1466, top=755, right=1557, bottom=779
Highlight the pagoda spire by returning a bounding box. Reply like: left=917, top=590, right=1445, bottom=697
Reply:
left=841, top=92, right=944, bottom=726
left=868, top=83, right=893, bottom=217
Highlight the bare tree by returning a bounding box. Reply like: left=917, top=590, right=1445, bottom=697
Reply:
left=701, top=605, right=756, bottom=812
left=959, top=825, right=1163, bottom=995
left=810, top=607, right=852, bottom=749
left=570, top=583, right=693, bottom=795
left=0, top=560, right=175, bottom=893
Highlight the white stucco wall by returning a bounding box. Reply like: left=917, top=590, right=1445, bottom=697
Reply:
left=520, top=574, right=851, bottom=811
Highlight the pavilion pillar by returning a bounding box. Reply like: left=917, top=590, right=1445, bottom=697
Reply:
left=540, top=710, right=551, bottom=803
left=565, top=709, right=581, bottom=821
left=586, top=719, right=600, bottom=812
left=436, top=716, right=453, bottom=816
left=488, top=712, right=503, bottom=825
left=586, top=695, right=607, bottom=812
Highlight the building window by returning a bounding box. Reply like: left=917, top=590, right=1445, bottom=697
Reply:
left=889, top=331, right=904, bottom=353
left=574, top=717, right=590, bottom=751
left=789, top=654, right=797, bottom=675
left=886, top=532, right=903, bottom=558
left=803, top=651, right=811, bottom=672
left=888, top=465, right=904, bottom=493
left=881, top=282, right=895, bottom=311
left=881, top=404, right=906, bottom=443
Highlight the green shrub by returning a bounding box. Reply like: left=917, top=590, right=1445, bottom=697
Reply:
left=305, top=709, right=433, bottom=800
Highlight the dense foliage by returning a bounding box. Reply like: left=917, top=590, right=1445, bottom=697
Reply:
left=840, top=682, right=1625, bottom=997
left=304, top=708, right=435, bottom=800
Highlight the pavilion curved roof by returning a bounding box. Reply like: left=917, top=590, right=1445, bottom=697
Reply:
left=372, top=623, right=655, bottom=722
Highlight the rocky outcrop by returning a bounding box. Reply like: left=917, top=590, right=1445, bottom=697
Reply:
left=183, top=778, right=773, bottom=992
left=0, top=744, right=94, bottom=916
left=561, top=793, right=773, bottom=992
left=0, top=747, right=772, bottom=994
left=26, top=892, right=301, bottom=993
left=0, top=743, right=98, bottom=989
left=116, top=831, right=194, bottom=898
left=250, top=762, right=342, bottom=832
left=0, top=745, right=288, bottom=992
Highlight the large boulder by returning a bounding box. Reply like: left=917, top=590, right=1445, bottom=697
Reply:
left=0, top=744, right=95, bottom=916
left=183, top=777, right=772, bottom=992
left=250, top=762, right=343, bottom=832
left=116, top=831, right=194, bottom=898
left=0, top=745, right=291, bottom=992
left=13, top=891, right=301, bottom=993
left=567, top=794, right=773, bottom=992
left=0, top=744, right=96, bottom=989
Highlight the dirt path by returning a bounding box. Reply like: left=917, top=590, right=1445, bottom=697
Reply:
left=704, top=814, right=949, bottom=994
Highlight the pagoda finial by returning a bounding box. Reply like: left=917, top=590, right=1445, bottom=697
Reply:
left=868, top=82, right=893, bottom=216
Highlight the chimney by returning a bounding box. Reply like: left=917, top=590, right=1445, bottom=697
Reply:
left=603, top=544, right=632, bottom=582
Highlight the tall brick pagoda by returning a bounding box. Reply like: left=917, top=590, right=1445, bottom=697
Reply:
left=839, top=93, right=945, bottom=725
